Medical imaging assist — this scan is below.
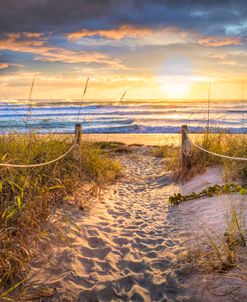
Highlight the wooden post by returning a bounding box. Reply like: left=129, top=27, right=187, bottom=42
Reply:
left=75, top=123, right=82, bottom=145
left=181, top=124, right=188, bottom=182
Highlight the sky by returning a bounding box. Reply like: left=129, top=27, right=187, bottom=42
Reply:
left=0, top=0, right=247, bottom=100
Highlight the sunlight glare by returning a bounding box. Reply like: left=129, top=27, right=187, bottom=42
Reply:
left=160, top=82, right=190, bottom=99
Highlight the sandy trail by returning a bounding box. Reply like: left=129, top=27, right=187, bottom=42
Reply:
left=28, top=147, right=193, bottom=302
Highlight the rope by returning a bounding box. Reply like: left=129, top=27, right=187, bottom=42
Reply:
left=185, top=130, right=247, bottom=161
left=182, top=137, right=192, bottom=156
left=0, top=137, right=79, bottom=168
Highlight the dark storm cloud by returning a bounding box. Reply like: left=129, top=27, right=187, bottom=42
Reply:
left=0, top=0, right=112, bottom=33
left=0, top=0, right=246, bottom=36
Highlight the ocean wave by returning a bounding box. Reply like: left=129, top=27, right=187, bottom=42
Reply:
left=0, top=100, right=247, bottom=134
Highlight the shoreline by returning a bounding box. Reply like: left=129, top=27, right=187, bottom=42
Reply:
left=2, top=133, right=247, bottom=147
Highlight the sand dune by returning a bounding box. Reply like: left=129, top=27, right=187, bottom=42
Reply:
left=176, top=167, right=247, bottom=302
left=27, top=146, right=193, bottom=301
left=25, top=145, right=247, bottom=301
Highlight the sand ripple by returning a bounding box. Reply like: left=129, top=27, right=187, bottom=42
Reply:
left=28, top=147, right=192, bottom=301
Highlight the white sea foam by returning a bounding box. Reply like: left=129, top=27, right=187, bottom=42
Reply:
left=0, top=100, right=246, bottom=133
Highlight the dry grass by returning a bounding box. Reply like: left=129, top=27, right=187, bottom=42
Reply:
left=161, top=133, right=247, bottom=182
left=150, top=144, right=178, bottom=158
left=93, top=141, right=131, bottom=154
left=0, top=134, right=121, bottom=298
left=192, top=201, right=247, bottom=274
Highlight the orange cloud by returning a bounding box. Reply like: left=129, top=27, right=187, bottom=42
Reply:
left=23, top=32, right=44, bottom=39
left=197, top=36, right=243, bottom=47
left=0, top=33, right=124, bottom=68
left=67, top=25, right=154, bottom=40
left=0, top=63, right=9, bottom=69
left=68, top=25, right=244, bottom=47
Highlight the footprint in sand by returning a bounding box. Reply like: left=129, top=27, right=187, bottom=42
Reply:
left=27, top=147, right=193, bottom=302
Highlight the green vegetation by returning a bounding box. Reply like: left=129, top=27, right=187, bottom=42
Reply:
left=93, top=141, right=125, bottom=149
left=0, top=134, right=121, bottom=296
left=193, top=203, right=247, bottom=274
left=159, top=133, right=247, bottom=288
left=150, top=144, right=178, bottom=158
left=168, top=183, right=247, bottom=205
left=93, top=141, right=131, bottom=154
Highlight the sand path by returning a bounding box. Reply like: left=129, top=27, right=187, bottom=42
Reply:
left=29, top=147, right=192, bottom=302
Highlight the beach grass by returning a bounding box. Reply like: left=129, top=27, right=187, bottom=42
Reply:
left=0, top=134, right=121, bottom=295
left=192, top=201, right=247, bottom=274
left=160, top=133, right=247, bottom=182
left=92, top=141, right=131, bottom=154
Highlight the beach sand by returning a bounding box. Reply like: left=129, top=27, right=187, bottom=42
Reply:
left=176, top=168, right=247, bottom=301
left=25, top=143, right=247, bottom=301
left=81, top=133, right=181, bottom=146
left=27, top=145, right=192, bottom=301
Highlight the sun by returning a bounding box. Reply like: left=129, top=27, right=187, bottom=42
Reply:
left=160, top=82, right=190, bottom=99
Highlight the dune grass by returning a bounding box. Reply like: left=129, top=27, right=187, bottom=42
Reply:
left=158, top=133, right=247, bottom=182
left=150, top=144, right=178, bottom=158
left=92, top=141, right=131, bottom=154
left=188, top=133, right=247, bottom=181
left=163, top=133, right=247, bottom=292
left=0, top=134, right=121, bottom=296
left=192, top=202, right=247, bottom=275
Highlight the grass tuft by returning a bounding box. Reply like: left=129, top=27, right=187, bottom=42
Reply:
left=162, top=133, right=247, bottom=182
left=0, top=134, right=121, bottom=295
left=192, top=202, right=247, bottom=274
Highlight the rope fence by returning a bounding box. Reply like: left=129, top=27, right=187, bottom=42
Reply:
left=181, top=124, right=247, bottom=180
left=0, top=123, right=82, bottom=169
left=0, top=78, right=88, bottom=169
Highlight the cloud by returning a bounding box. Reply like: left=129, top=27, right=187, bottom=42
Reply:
left=68, top=24, right=245, bottom=48
left=0, top=33, right=125, bottom=68
left=0, top=63, right=8, bottom=69
left=0, top=0, right=112, bottom=33
left=196, top=36, right=244, bottom=47
left=0, top=0, right=247, bottom=38
left=23, top=32, right=44, bottom=39
left=1, top=0, right=247, bottom=99
left=68, top=25, right=155, bottom=40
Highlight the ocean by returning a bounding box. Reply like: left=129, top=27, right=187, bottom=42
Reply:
left=0, top=100, right=246, bottom=134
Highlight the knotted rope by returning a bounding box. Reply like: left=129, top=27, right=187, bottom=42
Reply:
left=185, top=129, right=247, bottom=161
left=0, top=135, right=79, bottom=168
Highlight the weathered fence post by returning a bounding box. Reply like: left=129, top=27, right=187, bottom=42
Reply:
left=75, top=123, right=82, bottom=145
left=181, top=124, right=189, bottom=182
